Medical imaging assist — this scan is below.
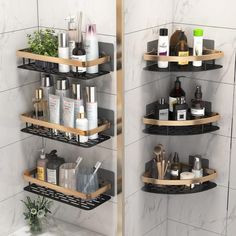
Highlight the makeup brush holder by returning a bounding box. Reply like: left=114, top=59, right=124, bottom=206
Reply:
left=77, top=168, right=99, bottom=194
left=59, top=163, right=77, bottom=190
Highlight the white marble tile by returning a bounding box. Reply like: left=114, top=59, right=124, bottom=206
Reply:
left=0, top=0, right=37, bottom=34
left=0, top=136, right=42, bottom=202
left=226, top=188, right=236, bottom=236
left=167, top=219, right=222, bottom=236
left=125, top=190, right=167, bottom=236
left=230, top=139, right=236, bottom=190
left=232, top=86, right=236, bottom=138
left=0, top=81, right=40, bottom=149
left=125, top=24, right=171, bottom=91
left=125, top=135, right=170, bottom=198
left=172, top=24, right=236, bottom=85
left=174, top=76, right=234, bottom=138
left=38, top=0, right=116, bottom=36
left=168, top=186, right=228, bottom=234
left=144, top=220, right=167, bottom=236
left=0, top=29, right=40, bottom=92
left=165, top=134, right=230, bottom=187
left=124, top=0, right=173, bottom=34
left=0, top=192, right=26, bottom=236
left=125, top=76, right=172, bottom=145
left=173, top=0, right=236, bottom=29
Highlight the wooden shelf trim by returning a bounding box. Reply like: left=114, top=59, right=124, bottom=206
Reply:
left=143, top=113, right=220, bottom=127
left=143, top=49, right=224, bottom=62
left=24, top=169, right=111, bottom=200
left=142, top=168, right=217, bottom=186
left=20, top=113, right=110, bottom=136
left=16, top=49, right=110, bottom=67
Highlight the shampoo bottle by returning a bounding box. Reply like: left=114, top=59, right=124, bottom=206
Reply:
left=58, top=32, right=70, bottom=73
left=76, top=105, right=88, bottom=143
left=37, top=149, right=48, bottom=181
left=86, top=86, right=98, bottom=140
left=85, top=24, right=99, bottom=74
left=193, top=29, right=204, bottom=67
left=157, top=28, right=169, bottom=68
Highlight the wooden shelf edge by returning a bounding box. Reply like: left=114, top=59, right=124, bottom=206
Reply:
left=143, top=49, right=224, bottom=62
left=16, top=49, right=110, bottom=67
left=23, top=169, right=111, bottom=200
left=143, top=113, right=220, bottom=127
left=142, top=168, right=217, bottom=186
left=20, top=113, right=111, bottom=136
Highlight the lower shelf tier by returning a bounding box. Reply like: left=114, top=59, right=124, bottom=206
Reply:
left=21, top=125, right=110, bottom=148
left=143, top=124, right=219, bottom=136
left=142, top=182, right=217, bottom=194
left=18, top=63, right=110, bottom=80
left=24, top=184, right=111, bottom=210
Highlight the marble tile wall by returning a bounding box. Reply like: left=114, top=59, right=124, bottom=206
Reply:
left=0, top=0, right=42, bottom=235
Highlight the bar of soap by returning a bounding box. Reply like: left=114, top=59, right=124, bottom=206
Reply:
left=180, top=172, right=195, bottom=180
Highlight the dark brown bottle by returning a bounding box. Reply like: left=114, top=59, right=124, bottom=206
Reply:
left=170, top=29, right=187, bottom=56
left=191, top=86, right=205, bottom=119
left=175, top=31, right=189, bottom=65
left=72, top=41, right=86, bottom=74
left=169, top=77, right=186, bottom=119
left=170, top=152, right=181, bottom=180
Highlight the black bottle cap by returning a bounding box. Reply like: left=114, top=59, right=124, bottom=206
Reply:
left=173, top=152, right=179, bottom=163
left=159, top=28, right=168, bottom=36
left=195, top=86, right=202, bottom=99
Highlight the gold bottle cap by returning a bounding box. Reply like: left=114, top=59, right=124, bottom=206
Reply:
left=35, top=88, right=43, bottom=100
left=78, top=105, right=85, bottom=119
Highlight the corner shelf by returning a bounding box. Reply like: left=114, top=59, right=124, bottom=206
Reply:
left=24, top=168, right=115, bottom=210
left=21, top=112, right=112, bottom=148
left=143, top=112, right=220, bottom=136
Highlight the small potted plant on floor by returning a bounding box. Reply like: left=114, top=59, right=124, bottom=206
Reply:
left=27, top=28, right=58, bottom=70
left=22, top=196, right=52, bottom=234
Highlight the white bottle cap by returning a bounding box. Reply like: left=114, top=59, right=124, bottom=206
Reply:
left=40, top=149, right=46, bottom=159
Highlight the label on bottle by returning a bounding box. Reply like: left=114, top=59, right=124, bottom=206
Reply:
left=47, top=169, right=57, bottom=185
left=177, top=109, right=187, bottom=120
left=71, top=55, right=86, bottom=73
left=171, top=169, right=179, bottom=177
left=37, top=167, right=45, bottom=181
left=159, top=109, right=169, bottom=120
left=193, top=36, right=203, bottom=67
left=76, top=118, right=89, bottom=143
left=178, top=51, right=189, bottom=65
left=58, top=47, right=70, bottom=73
left=158, top=37, right=169, bottom=68
left=74, top=99, right=83, bottom=126
left=169, top=96, right=177, bottom=112
left=191, top=108, right=205, bottom=116
left=86, top=102, right=98, bottom=139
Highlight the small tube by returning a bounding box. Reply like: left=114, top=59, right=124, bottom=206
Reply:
left=63, top=97, right=75, bottom=139
left=49, top=94, right=60, bottom=135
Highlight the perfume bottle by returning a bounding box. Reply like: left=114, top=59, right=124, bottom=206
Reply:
left=173, top=97, right=188, bottom=121
left=175, top=30, right=189, bottom=65
left=169, top=76, right=186, bottom=119
left=32, top=88, right=47, bottom=120
left=191, top=86, right=205, bottom=119
left=154, top=98, right=169, bottom=120
left=170, top=152, right=181, bottom=180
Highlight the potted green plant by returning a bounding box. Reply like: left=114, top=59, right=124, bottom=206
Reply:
left=22, top=196, right=52, bottom=234
left=27, top=28, right=58, bottom=70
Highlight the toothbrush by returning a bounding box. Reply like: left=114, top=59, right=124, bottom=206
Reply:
left=83, top=161, right=101, bottom=192
left=74, top=156, right=83, bottom=173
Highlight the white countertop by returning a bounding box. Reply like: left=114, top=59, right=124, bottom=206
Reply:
left=9, top=219, right=103, bottom=236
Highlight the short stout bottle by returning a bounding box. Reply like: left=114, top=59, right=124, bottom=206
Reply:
left=170, top=28, right=187, bottom=56
left=154, top=98, right=169, bottom=120
left=175, top=31, right=189, bottom=65
left=169, top=77, right=186, bottom=119
left=173, top=97, right=188, bottom=121
left=170, top=152, right=181, bottom=180
left=191, top=86, right=205, bottom=119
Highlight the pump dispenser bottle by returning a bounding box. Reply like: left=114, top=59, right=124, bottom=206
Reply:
left=41, top=74, right=54, bottom=104
left=86, top=86, right=98, bottom=139
left=65, top=16, right=77, bottom=58
left=58, top=33, right=70, bottom=73
left=72, top=82, right=83, bottom=127
left=76, top=105, right=88, bottom=143
left=85, top=24, right=99, bottom=74
left=37, top=149, right=48, bottom=181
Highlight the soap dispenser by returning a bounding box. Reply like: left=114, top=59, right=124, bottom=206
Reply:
left=65, top=16, right=77, bottom=58
left=37, top=149, right=48, bottom=181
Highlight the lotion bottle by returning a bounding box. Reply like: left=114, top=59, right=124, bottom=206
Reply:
left=65, top=16, right=77, bottom=58
left=157, top=28, right=169, bottom=68
left=193, top=28, right=204, bottom=67
left=85, top=24, right=99, bottom=74
left=76, top=105, right=88, bottom=143
left=86, top=86, right=98, bottom=139
left=58, top=33, right=70, bottom=73
left=37, top=149, right=48, bottom=181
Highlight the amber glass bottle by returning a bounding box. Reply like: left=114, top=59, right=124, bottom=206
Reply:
left=175, top=31, right=189, bottom=65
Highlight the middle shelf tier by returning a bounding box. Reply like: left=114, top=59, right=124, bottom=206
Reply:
left=143, top=112, right=220, bottom=136
left=21, top=112, right=112, bottom=148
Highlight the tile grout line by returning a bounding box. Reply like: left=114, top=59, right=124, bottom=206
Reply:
left=0, top=191, right=24, bottom=204
left=36, top=0, right=40, bottom=31
left=0, top=26, right=38, bottom=35
left=143, top=218, right=167, bottom=235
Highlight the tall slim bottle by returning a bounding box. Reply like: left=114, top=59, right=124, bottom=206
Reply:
left=86, top=86, right=98, bottom=140
left=58, top=33, right=70, bottom=73
left=157, top=28, right=169, bottom=68
left=72, top=82, right=83, bottom=127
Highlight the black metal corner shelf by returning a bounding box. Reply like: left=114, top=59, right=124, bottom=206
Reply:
left=21, top=125, right=110, bottom=148
left=24, top=183, right=111, bottom=210
left=143, top=124, right=219, bottom=136
left=18, top=63, right=110, bottom=80
left=142, top=182, right=217, bottom=195
left=144, top=62, right=222, bottom=73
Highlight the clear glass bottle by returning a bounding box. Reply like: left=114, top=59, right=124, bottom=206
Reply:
left=32, top=88, right=47, bottom=120
left=191, top=86, right=205, bottom=119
